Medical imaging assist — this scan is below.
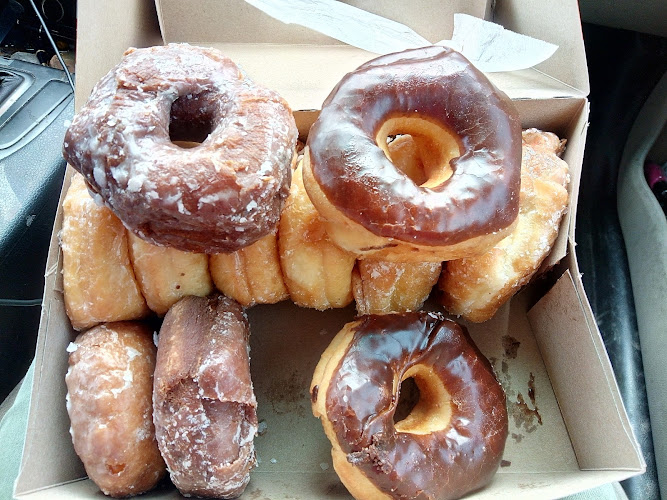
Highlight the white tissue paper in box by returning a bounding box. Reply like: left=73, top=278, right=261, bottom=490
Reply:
left=244, top=0, right=558, bottom=72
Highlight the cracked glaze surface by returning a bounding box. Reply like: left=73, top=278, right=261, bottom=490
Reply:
left=64, top=43, right=297, bottom=253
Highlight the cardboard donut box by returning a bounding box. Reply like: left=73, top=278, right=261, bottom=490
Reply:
left=15, top=0, right=645, bottom=498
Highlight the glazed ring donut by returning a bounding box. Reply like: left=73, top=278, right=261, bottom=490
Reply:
left=303, top=46, right=522, bottom=262
left=352, top=259, right=441, bottom=315
left=127, top=232, right=213, bottom=316
left=311, top=312, right=508, bottom=500
left=63, top=43, right=297, bottom=253
left=210, top=229, right=289, bottom=307
left=66, top=321, right=166, bottom=497
left=438, top=128, right=570, bottom=322
left=278, top=160, right=357, bottom=310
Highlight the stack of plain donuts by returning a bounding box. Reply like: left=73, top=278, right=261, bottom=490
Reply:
left=61, top=43, right=570, bottom=499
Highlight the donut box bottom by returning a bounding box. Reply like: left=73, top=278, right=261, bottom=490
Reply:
left=14, top=0, right=645, bottom=499
left=14, top=267, right=643, bottom=500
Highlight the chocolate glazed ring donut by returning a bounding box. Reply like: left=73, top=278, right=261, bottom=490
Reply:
left=311, top=312, right=508, bottom=500
left=302, top=46, right=522, bottom=262
left=63, top=43, right=297, bottom=253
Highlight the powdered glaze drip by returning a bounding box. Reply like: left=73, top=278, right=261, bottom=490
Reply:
left=307, top=46, right=521, bottom=246
left=153, top=294, right=258, bottom=498
left=63, top=43, right=297, bottom=253
left=65, top=322, right=165, bottom=497
left=325, top=312, right=508, bottom=500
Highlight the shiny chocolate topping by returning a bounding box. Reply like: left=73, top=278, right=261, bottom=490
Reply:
left=326, top=312, right=508, bottom=500
left=307, top=46, right=521, bottom=246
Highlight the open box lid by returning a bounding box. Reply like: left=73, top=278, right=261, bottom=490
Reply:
left=154, top=0, right=589, bottom=112
left=13, top=2, right=645, bottom=499
left=70, top=0, right=589, bottom=267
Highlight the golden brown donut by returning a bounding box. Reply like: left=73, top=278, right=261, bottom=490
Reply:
left=311, top=312, right=508, bottom=500
left=351, top=136, right=442, bottom=315
left=278, top=161, right=356, bottom=310
left=303, top=46, right=522, bottom=262
left=209, top=229, right=289, bottom=307
left=384, top=133, right=442, bottom=184
left=352, top=260, right=441, bottom=315
left=438, top=129, right=570, bottom=322
left=65, top=321, right=165, bottom=497
left=127, top=232, right=213, bottom=316
left=61, top=173, right=149, bottom=330
left=63, top=43, right=297, bottom=253
left=153, top=294, right=257, bottom=498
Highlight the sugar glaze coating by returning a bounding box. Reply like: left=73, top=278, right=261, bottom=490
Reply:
left=153, top=294, right=257, bottom=498
left=63, top=43, right=297, bottom=253
left=66, top=322, right=166, bottom=497
left=439, top=128, right=570, bottom=322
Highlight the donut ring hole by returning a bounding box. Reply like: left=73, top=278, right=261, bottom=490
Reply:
left=393, top=376, right=420, bottom=423
left=377, top=116, right=462, bottom=188
left=393, top=363, right=452, bottom=435
left=169, top=92, right=217, bottom=148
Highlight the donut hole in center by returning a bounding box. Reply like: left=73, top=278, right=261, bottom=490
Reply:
left=393, top=376, right=421, bottom=424
left=169, top=93, right=216, bottom=148
left=377, top=116, right=461, bottom=188
left=393, top=364, right=452, bottom=435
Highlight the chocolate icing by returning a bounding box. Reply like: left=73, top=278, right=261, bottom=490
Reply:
left=153, top=294, right=257, bottom=498
left=63, top=44, right=297, bottom=253
left=307, top=46, right=521, bottom=246
left=325, top=312, right=508, bottom=500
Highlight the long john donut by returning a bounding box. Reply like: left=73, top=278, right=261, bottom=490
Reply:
left=311, top=312, right=508, bottom=500
left=303, top=46, right=522, bottom=262
left=64, top=43, right=297, bottom=254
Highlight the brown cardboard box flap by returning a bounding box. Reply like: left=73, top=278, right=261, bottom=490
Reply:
left=155, top=0, right=491, bottom=46
left=154, top=0, right=490, bottom=111
left=73, top=1, right=163, bottom=109
left=528, top=267, right=645, bottom=471
left=10, top=471, right=644, bottom=500
left=494, top=0, right=589, bottom=96
left=155, top=0, right=589, bottom=112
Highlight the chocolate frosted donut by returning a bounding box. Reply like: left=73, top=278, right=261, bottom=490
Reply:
left=303, top=46, right=522, bottom=262
left=311, top=312, right=508, bottom=500
left=64, top=44, right=297, bottom=253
